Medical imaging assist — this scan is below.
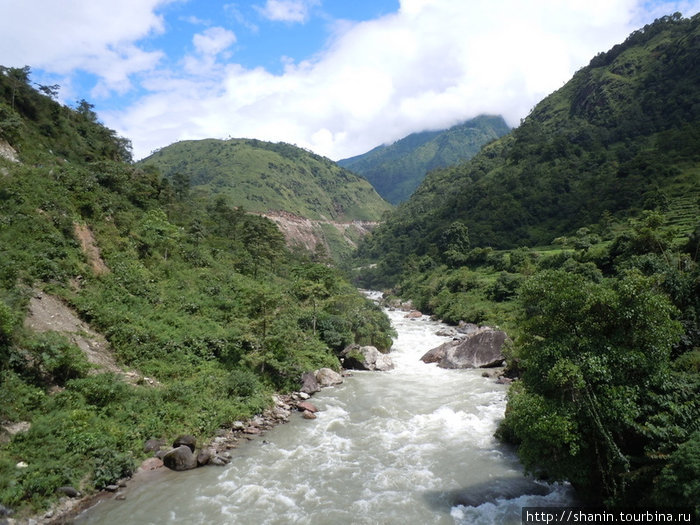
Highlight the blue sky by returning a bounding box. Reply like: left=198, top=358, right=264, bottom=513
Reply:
left=2, top=0, right=699, bottom=160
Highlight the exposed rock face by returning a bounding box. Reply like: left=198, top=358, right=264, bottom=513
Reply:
left=421, top=329, right=508, bottom=369
left=162, top=445, right=198, bottom=471
left=0, top=139, right=19, bottom=163
left=341, top=344, right=394, bottom=371
left=262, top=211, right=379, bottom=254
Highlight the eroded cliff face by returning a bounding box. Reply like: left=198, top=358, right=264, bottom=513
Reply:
left=262, top=210, right=379, bottom=255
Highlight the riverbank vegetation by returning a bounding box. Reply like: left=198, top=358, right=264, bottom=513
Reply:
left=354, top=13, right=700, bottom=511
left=0, top=68, right=394, bottom=516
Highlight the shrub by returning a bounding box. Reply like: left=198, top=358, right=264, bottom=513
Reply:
left=226, top=368, right=261, bottom=398
left=92, top=448, right=134, bottom=489
left=66, top=374, right=130, bottom=408
left=24, top=333, right=91, bottom=386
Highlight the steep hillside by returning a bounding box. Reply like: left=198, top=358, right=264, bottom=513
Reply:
left=0, top=67, right=394, bottom=518
left=352, top=14, right=700, bottom=510
left=138, top=139, right=392, bottom=260
left=140, top=139, right=391, bottom=221
left=338, top=115, right=510, bottom=204
left=357, top=13, right=700, bottom=273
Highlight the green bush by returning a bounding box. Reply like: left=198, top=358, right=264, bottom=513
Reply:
left=66, top=374, right=130, bottom=408
left=226, top=368, right=261, bottom=398
left=24, top=333, right=91, bottom=386
left=653, top=430, right=700, bottom=514
left=0, top=370, right=45, bottom=421
left=92, top=447, right=134, bottom=489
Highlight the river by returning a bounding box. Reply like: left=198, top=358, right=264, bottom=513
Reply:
left=76, top=294, right=575, bottom=524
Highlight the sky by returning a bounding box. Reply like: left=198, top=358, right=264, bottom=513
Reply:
left=1, top=0, right=700, bottom=161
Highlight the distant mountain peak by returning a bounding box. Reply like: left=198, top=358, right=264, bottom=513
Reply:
left=338, top=115, right=510, bottom=204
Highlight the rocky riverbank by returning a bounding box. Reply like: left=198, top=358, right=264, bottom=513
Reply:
left=10, top=368, right=347, bottom=525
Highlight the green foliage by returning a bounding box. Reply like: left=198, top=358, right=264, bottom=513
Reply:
left=0, top=69, right=397, bottom=516
left=138, top=138, right=391, bottom=222
left=0, top=300, right=16, bottom=364
left=652, top=430, right=700, bottom=513
left=0, top=66, right=132, bottom=163
left=22, top=333, right=91, bottom=386
left=499, top=269, right=694, bottom=505
left=92, top=448, right=134, bottom=489
left=339, top=115, right=510, bottom=204
left=356, top=13, right=700, bottom=284
left=0, top=370, right=45, bottom=421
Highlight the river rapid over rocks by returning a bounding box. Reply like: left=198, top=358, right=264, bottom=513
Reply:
left=76, top=293, right=575, bottom=525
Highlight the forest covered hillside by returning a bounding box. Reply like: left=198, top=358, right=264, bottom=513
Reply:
left=338, top=115, right=510, bottom=204
left=357, top=13, right=700, bottom=267
left=354, top=14, right=700, bottom=511
left=0, top=66, right=395, bottom=518
left=137, top=138, right=393, bottom=261
left=138, top=138, right=392, bottom=222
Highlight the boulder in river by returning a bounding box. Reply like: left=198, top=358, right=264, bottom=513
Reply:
left=300, top=371, right=320, bottom=394
left=315, top=367, right=343, bottom=387
left=162, top=445, right=198, bottom=471
left=421, top=329, right=508, bottom=369
left=297, top=401, right=318, bottom=413
left=340, top=344, right=394, bottom=371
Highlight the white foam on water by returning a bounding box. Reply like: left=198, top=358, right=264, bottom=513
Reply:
left=451, top=483, right=577, bottom=525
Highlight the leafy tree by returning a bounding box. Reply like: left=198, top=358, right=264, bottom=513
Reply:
left=134, top=208, right=180, bottom=260
left=1, top=66, right=30, bottom=109
left=499, top=270, right=686, bottom=504
left=440, top=221, right=471, bottom=267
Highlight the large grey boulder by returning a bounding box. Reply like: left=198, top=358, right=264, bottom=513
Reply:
left=315, top=367, right=344, bottom=387
left=172, top=434, right=196, bottom=453
left=162, top=445, right=198, bottom=471
left=341, top=345, right=394, bottom=371
left=421, top=329, right=508, bottom=369
left=300, top=371, right=320, bottom=394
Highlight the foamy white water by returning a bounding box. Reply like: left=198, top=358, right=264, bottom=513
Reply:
left=77, top=295, right=575, bottom=525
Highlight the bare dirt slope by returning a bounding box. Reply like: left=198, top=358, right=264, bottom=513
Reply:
left=73, top=223, right=110, bottom=275
left=24, top=290, right=149, bottom=384
left=263, top=211, right=378, bottom=252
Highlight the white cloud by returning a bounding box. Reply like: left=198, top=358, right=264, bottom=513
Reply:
left=0, top=0, right=169, bottom=94
left=256, top=0, right=321, bottom=23
left=120, top=0, right=695, bottom=160
left=3, top=0, right=700, bottom=161
left=193, top=27, right=237, bottom=56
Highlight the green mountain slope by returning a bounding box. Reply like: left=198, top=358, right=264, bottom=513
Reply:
left=139, top=139, right=392, bottom=222
left=0, top=67, right=394, bottom=517
left=353, top=14, right=700, bottom=510
left=358, top=13, right=700, bottom=271
left=338, top=115, right=510, bottom=204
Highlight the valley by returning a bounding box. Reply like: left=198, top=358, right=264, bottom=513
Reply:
left=0, top=11, right=699, bottom=523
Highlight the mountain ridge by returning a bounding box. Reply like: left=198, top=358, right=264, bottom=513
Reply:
left=338, top=114, right=510, bottom=204
left=357, top=12, right=700, bottom=267
left=137, top=137, right=393, bottom=259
